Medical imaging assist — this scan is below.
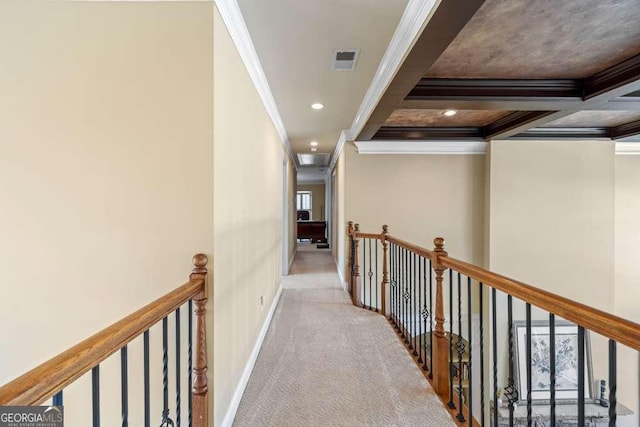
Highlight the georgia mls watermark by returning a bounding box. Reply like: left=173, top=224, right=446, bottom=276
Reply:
left=0, top=406, right=63, bottom=427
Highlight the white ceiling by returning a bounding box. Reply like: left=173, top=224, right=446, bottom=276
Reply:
left=237, top=0, right=408, bottom=158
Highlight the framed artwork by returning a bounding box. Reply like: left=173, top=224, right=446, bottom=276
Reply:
left=513, top=321, right=593, bottom=404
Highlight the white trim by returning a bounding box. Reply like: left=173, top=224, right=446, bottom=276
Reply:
left=354, top=140, right=487, bottom=155
left=288, top=247, right=297, bottom=272
left=615, top=142, right=640, bottom=155
left=221, top=283, right=284, bottom=427
left=336, top=259, right=347, bottom=291
left=214, top=0, right=298, bottom=168
left=327, top=0, right=440, bottom=171
left=327, top=130, right=350, bottom=173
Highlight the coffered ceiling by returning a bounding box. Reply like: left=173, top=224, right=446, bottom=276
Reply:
left=358, top=0, right=640, bottom=144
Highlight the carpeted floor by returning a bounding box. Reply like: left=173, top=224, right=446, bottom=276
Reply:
left=233, top=250, right=455, bottom=427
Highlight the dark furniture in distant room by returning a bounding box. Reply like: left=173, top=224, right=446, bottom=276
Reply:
left=297, top=210, right=310, bottom=221
left=297, top=220, right=326, bottom=243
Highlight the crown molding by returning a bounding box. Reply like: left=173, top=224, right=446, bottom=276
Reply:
left=354, top=140, right=487, bottom=155
left=615, top=142, right=640, bottom=155
left=327, top=130, right=350, bottom=175
left=214, top=0, right=298, bottom=168
left=327, top=0, right=440, bottom=171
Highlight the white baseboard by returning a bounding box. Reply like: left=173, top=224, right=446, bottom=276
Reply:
left=221, top=283, right=283, bottom=427
left=335, top=258, right=347, bottom=291
left=288, top=247, right=296, bottom=272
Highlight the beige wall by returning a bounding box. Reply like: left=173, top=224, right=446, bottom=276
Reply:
left=489, top=140, right=615, bottom=309
left=615, top=155, right=640, bottom=426
left=344, top=143, right=485, bottom=265
left=297, top=183, right=326, bottom=221
left=213, top=7, right=286, bottom=425
left=0, top=2, right=214, bottom=425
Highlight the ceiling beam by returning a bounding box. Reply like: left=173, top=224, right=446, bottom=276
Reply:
left=357, top=0, right=487, bottom=140
left=509, top=127, right=612, bottom=140
left=612, top=119, right=640, bottom=140
left=373, top=126, right=483, bottom=140
left=408, top=78, right=582, bottom=99
left=487, top=54, right=640, bottom=140
left=399, top=97, right=640, bottom=111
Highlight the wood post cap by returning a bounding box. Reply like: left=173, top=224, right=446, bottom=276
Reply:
left=434, top=237, right=445, bottom=249
left=354, top=223, right=360, bottom=232
left=192, top=253, right=208, bottom=269
left=382, top=224, right=389, bottom=234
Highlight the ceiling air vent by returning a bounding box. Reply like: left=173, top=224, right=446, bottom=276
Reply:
left=332, top=49, right=360, bottom=71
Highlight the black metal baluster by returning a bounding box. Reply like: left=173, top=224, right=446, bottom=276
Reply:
left=391, top=243, right=396, bottom=327
left=456, top=272, right=465, bottom=422
left=609, top=339, right=617, bottom=427
left=394, top=244, right=399, bottom=328
left=404, top=248, right=410, bottom=344
left=368, top=239, right=373, bottom=310
left=144, top=330, right=150, bottom=427
left=175, top=307, right=181, bottom=427
left=362, top=239, right=367, bottom=308
left=578, top=326, right=585, bottom=426
left=492, top=288, right=498, bottom=427
left=448, top=268, right=455, bottom=409
left=428, top=260, right=433, bottom=377
left=411, top=253, right=417, bottom=354
left=53, top=391, right=62, bottom=406
left=525, top=303, right=532, bottom=427
left=467, top=276, right=473, bottom=427
left=395, top=244, right=400, bottom=331
left=188, top=299, right=193, bottom=427
left=121, top=345, right=128, bottom=427
left=92, top=366, right=100, bottom=427
left=418, top=256, right=423, bottom=364
left=549, top=313, right=556, bottom=426
left=161, top=316, right=173, bottom=426
left=375, top=239, right=378, bottom=312
left=505, top=295, right=517, bottom=427
left=479, top=282, right=485, bottom=427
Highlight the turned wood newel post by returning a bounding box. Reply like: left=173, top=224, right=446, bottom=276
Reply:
left=381, top=225, right=390, bottom=317
left=432, top=237, right=450, bottom=397
left=353, top=223, right=361, bottom=307
left=190, top=253, right=209, bottom=427
left=347, top=221, right=354, bottom=294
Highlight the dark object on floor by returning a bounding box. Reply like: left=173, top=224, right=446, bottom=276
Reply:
left=316, top=243, right=330, bottom=249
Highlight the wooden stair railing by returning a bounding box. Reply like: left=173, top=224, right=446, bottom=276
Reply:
left=0, top=254, right=210, bottom=427
left=348, top=223, right=640, bottom=427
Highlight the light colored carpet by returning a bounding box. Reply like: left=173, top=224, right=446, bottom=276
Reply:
left=233, top=251, right=455, bottom=427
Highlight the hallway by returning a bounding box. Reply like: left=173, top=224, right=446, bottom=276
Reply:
left=233, top=249, right=455, bottom=426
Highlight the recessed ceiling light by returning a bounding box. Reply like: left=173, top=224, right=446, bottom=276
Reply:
left=311, top=147, right=317, bottom=152
left=311, top=103, right=324, bottom=110
left=310, top=141, right=319, bottom=147
left=443, top=109, right=457, bottom=117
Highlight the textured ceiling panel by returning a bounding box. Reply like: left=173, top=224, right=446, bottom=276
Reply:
left=542, top=111, right=640, bottom=128
left=384, top=109, right=511, bottom=126
left=426, top=0, right=640, bottom=79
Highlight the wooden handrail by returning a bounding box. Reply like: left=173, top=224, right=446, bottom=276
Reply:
left=354, top=226, right=640, bottom=352
left=0, top=254, right=209, bottom=411
left=386, top=235, right=434, bottom=260
left=440, top=255, right=640, bottom=352
left=355, top=232, right=382, bottom=240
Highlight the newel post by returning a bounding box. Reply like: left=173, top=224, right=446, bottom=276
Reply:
left=381, top=225, right=390, bottom=317
left=353, top=223, right=361, bottom=307
left=432, top=238, right=450, bottom=397
left=191, top=254, right=209, bottom=427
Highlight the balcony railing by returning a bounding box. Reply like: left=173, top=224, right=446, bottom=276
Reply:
left=347, top=221, right=640, bottom=426
left=0, top=254, right=210, bottom=427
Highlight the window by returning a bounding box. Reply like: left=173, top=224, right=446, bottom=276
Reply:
left=296, top=191, right=312, bottom=211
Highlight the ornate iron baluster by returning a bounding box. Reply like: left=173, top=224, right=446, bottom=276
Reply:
left=609, top=340, right=617, bottom=427
left=160, top=316, right=174, bottom=427
left=549, top=313, right=556, bottom=426
left=456, top=272, right=465, bottom=423
left=448, top=268, right=455, bottom=409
